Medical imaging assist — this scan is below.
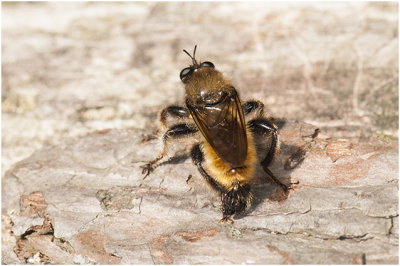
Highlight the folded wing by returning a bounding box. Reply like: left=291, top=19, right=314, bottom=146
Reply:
left=187, top=89, right=248, bottom=168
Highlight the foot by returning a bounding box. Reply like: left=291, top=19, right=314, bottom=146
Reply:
left=220, top=216, right=233, bottom=224
left=140, top=163, right=155, bottom=179
left=140, top=134, right=158, bottom=144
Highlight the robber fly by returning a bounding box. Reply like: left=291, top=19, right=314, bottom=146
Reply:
left=141, top=46, right=289, bottom=223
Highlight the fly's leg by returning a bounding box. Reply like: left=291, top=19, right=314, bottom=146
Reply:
left=142, top=106, right=190, bottom=143
left=242, top=101, right=264, bottom=116
left=142, top=105, right=191, bottom=144
left=141, top=123, right=197, bottom=178
left=248, top=118, right=278, bottom=166
left=159, top=106, right=190, bottom=128
left=191, top=144, right=251, bottom=223
left=248, top=118, right=289, bottom=192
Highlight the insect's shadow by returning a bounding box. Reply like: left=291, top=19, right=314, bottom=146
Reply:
left=158, top=154, right=189, bottom=167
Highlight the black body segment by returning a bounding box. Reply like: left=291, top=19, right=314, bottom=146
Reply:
left=221, top=182, right=251, bottom=217
left=186, top=89, right=248, bottom=168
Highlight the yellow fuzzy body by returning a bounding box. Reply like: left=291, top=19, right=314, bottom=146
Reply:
left=202, top=127, right=258, bottom=191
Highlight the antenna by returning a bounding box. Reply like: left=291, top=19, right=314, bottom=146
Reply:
left=183, top=45, right=198, bottom=67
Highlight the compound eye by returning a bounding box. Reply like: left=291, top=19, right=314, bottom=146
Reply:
left=200, top=61, right=215, bottom=68
left=180, top=67, right=193, bottom=81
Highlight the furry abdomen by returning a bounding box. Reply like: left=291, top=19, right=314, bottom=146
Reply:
left=202, top=127, right=258, bottom=191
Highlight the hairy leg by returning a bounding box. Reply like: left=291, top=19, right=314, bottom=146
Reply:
left=141, top=123, right=197, bottom=178
left=159, top=105, right=190, bottom=128
left=242, top=100, right=264, bottom=116
left=248, top=118, right=289, bottom=192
